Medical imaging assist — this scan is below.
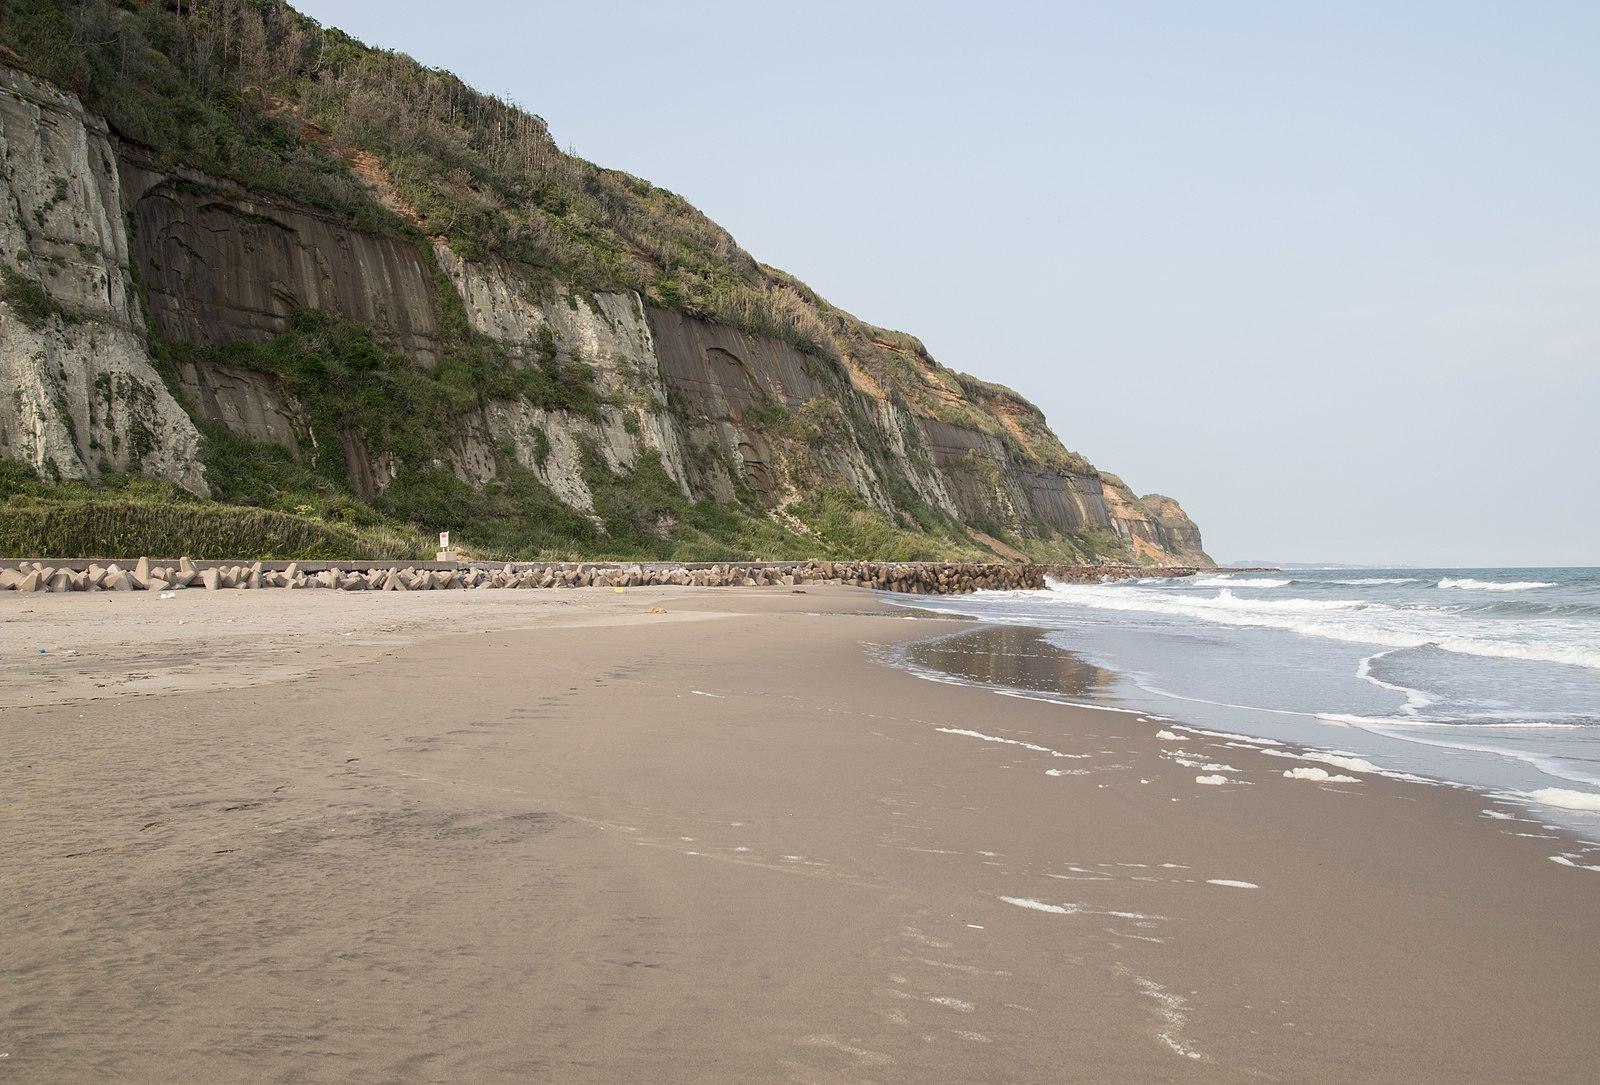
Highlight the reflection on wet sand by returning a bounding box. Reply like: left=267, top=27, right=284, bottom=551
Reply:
left=902, top=625, right=1124, bottom=705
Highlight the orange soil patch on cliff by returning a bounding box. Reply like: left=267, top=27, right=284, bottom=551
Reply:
left=1099, top=483, right=1175, bottom=564
left=258, top=92, right=430, bottom=233
left=344, top=146, right=427, bottom=230
left=1128, top=534, right=1169, bottom=563
left=991, top=404, right=1042, bottom=460
left=838, top=352, right=885, bottom=398
left=873, top=337, right=1047, bottom=459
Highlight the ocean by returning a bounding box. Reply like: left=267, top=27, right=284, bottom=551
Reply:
left=885, top=567, right=1600, bottom=836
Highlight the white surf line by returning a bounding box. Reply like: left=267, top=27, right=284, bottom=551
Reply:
left=1550, top=855, right=1600, bottom=872
left=997, top=896, right=1165, bottom=921
left=1163, top=751, right=1239, bottom=771
left=1257, top=748, right=1434, bottom=784
left=1522, top=787, right=1600, bottom=813
left=1112, top=930, right=1168, bottom=945
left=893, top=620, right=1581, bottom=827
left=1170, top=724, right=1285, bottom=745
left=934, top=727, right=1090, bottom=758
left=1356, top=648, right=1434, bottom=714
left=1325, top=722, right=1579, bottom=787
left=1205, top=879, right=1260, bottom=889
left=689, top=689, right=723, bottom=698
left=1115, top=966, right=1207, bottom=1061
left=1282, top=766, right=1361, bottom=783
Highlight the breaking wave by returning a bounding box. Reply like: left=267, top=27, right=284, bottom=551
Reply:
left=1040, top=579, right=1600, bottom=671
left=886, top=566, right=1600, bottom=838
left=1438, top=577, right=1557, bottom=592
left=1185, top=575, right=1293, bottom=588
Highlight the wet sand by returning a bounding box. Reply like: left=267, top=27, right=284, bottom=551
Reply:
left=2, top=586, right=1598, bottom=1081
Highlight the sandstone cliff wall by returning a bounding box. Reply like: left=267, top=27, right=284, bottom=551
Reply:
left=0, top=61, right=1208, bottom=565
left=0, top=66, right=204, bottom=493
left=122, top=154, right=444, bottom=364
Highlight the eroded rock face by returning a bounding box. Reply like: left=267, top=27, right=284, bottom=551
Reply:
left=646, top=307, right=907, bottom=512
left=1136, top=493, right=1209, bottom=566
left=123, top=156, right=443, bottom=364
left=432, top=247, right=693, bottom=508
left=0, top=59, right=1209, bottom=564
left=917, top=416, right=1113, bottom=536
left=1100, top=473, right=1211, bottom=566
left=174, top=362, right=303, bottom=455
left=0, top=67, right=205, bottom=494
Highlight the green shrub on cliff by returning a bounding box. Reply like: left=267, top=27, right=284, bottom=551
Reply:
left=0, top=0, right=402, bottom=235
left=163, top=307, right=601, bottom=499
left=0, top=0, right=1100, bottom=451
left=376, top=464, right=604, bottom=559
left=0, top=459, right=423, bottom=559
left=0, top=496, right=426, bottom=559
left=789, top=490, right=988, bottom=564
left=0, top=266, right=72, bottom=328
left=0, top=0, right=1134, bottom=564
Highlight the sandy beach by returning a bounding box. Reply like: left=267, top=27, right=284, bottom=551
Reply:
left=3, top=585, right=1598, bottom=1082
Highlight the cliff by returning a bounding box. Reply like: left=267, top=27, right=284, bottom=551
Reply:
left=0, top=1, right=1210, bottom=566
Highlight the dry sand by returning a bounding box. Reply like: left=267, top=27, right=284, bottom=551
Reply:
left=2, top=586, right=1598, bottom=1081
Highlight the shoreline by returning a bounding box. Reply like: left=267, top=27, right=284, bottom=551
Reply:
left=3, top=586, right=1597, bottom=1080
left=883, top=620, right=1600, bottom=856
left=881, top=572, right=1600, bottom=843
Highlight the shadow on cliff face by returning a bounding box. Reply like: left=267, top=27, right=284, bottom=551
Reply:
left=902, top=624, right=1120, bottom=703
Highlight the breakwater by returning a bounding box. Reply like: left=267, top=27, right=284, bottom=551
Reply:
left=0, top=558, right=1220, bottom=594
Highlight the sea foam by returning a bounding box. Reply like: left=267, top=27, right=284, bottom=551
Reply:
left=1438, top=578, right=1557, bottom=592
left=1283, top=766, right=1360, bottom=783
left=1039, top=578, right=1600, bottom=670
left=1187, top=575, right=1293, bottom=588
left=1524, top=788, right=1600, bottom=813
left=999, top=896, right=1076, bottom=914
left=934, top=727, right=1090, bottom=758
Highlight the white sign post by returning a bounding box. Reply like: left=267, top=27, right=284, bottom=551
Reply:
left=436, top=530, right=453, bottom=562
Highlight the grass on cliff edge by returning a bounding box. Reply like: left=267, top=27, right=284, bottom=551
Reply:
left=0, top=464, right=427, bottom=560
left=3, top=0, right=1102, bottom=455
left=0, top=457, right=1012, bottom=564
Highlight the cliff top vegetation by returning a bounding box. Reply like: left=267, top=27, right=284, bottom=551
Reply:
left=0, top=0, right=1091, bottom=468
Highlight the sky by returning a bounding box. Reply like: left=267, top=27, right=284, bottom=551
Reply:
left=294, top=1, right=1598, bottom=566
